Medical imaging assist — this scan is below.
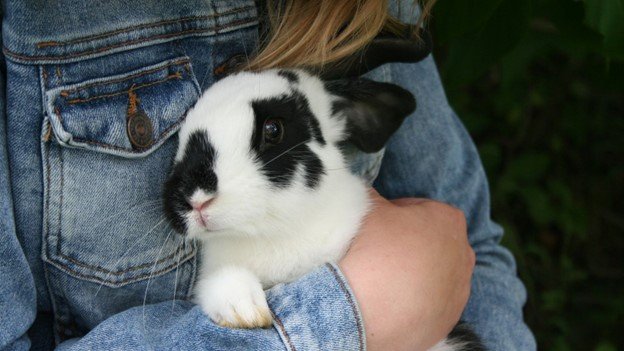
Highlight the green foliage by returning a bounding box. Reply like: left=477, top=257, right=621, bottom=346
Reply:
left=431, top=0, right=624, bottom=349
left=584, top=0, right=624, bottom=59
left=434, top=0, right=531, bottom=86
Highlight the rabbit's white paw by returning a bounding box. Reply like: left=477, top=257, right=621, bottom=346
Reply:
left=195, top=266, right=272, bottom=329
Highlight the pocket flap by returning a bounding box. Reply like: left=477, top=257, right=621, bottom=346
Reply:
left=45, top=57, right=200, bottom=158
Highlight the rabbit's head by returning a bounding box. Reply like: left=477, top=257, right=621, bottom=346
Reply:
left=163, top=69, right=414, bottom=238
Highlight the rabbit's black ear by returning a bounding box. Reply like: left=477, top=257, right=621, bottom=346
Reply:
left=325, top=78, right=415, bottom=153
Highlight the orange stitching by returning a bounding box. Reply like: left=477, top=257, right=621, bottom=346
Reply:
left=127, top=85, right=139, bottom=116
left=42, top=120, right=52, bottom=142
left=4, top=18, right=256, bottom=62
left=41, top=69, right=49, bottom=89
left=35, top=6, right=254, bottom=48
left=66, top=74, right=182, bottom=104
left=60, top=58, right=189, bottom=95
left=37, top=41, right=58, bottom=48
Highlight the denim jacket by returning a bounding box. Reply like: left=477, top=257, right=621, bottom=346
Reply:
left=0, top=0, right=536, bottom=350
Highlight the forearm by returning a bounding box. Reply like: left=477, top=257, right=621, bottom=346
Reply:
left=56, top=264, right=364, bottom=351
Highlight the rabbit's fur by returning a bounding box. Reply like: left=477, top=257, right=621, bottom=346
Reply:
left=163, top=69, right=484, bottom=350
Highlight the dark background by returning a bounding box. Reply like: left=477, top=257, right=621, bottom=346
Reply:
left=430, top=0, right=623, bottom=349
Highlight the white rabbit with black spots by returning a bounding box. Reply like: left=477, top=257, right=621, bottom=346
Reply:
left=163, top=69, right=484, bottom=351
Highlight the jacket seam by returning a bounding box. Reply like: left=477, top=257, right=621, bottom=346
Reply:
left=3, top=18, right=256, bottom=62
left=35, top=6, right=255, bottom=48
left=271, top=311, right=297, bottom=351
left=44, top=139, right=51, bottom=259
left=65, top=73, right=183, bottom=104
left=60, top=58, right=190, bottom=94
left=53, top=244, right=195, bottom=276
left=326, top=263, right=366, bottom=351
left=44, top=248, right=196, bottom=286
left=57, top=147, right=65, bottom=258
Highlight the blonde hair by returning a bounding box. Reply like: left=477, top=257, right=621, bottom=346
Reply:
left=247, top=0, right=434, bottom=71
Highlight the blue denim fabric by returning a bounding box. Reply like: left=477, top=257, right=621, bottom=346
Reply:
left=0, top=0, right=535, bottom=350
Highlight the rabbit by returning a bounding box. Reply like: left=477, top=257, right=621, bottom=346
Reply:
left=163, top=69, right=485, bottom=351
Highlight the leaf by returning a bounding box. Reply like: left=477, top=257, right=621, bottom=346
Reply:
left=539, top=0, right=603, bottom=57
left=584, top=0, right=624, bottom=59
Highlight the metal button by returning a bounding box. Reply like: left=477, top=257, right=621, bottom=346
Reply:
left=127, top=110, right=153, bottom=149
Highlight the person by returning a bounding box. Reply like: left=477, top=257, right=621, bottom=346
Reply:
left=0, top=0, right=536, bottom=350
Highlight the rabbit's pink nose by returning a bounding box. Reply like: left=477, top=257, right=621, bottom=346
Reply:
left=190, top=198, right=214, bottom=212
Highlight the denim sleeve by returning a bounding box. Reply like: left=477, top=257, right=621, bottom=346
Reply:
left=56, top=263, right=364, bottom=351
left=373, top=57, right=537, bottom=350
left=0, top=52, right=37, bottom=351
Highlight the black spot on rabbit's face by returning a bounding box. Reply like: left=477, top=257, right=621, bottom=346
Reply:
left=251, top=91, right=326, bottom=188
left=163, top=131, right=217, bottom=234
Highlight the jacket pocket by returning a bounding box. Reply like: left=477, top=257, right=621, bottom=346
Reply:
left=42, top=57, right=199, bottom=288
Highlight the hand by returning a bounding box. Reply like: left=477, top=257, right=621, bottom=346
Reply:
left=340, top=190, right=475, bottom=351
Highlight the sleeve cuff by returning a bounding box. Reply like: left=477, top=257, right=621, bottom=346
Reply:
left=266, top=263, right=366, bottom=351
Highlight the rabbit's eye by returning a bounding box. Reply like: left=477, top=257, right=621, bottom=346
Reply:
left=264, top=119, right=284, bottom=144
